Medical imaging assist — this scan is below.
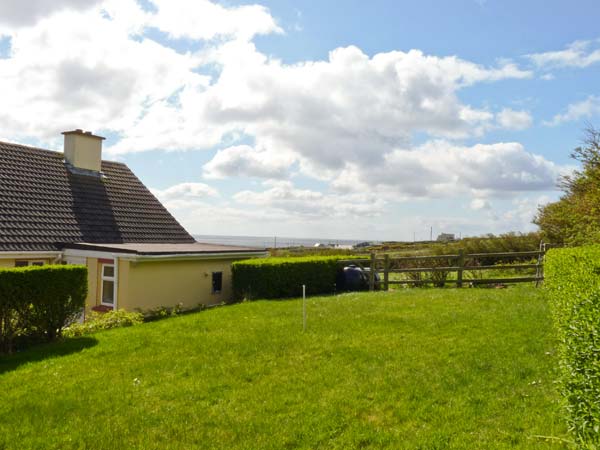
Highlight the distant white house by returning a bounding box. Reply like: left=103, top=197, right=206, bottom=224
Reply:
left=437, top=233, right=456, bottom=242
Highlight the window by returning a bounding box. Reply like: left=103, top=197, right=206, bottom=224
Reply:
left=15, top=260, right=45, bottom=267
left=101, top=264, right=115, bottom=306
left=212, top=272, right=223, bottom=294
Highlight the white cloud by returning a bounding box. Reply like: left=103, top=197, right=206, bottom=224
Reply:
left=151, top=182, right=219, bottom=209
left=233, top=180, right=386, bottom=218
left=0, top=4, right=207, bottom=143
left=202, top=145, right=292, bottom=179
left=0, top=1, right=535, bottom=169
left=496, top=108, right=533, bottom=130
left=0, top=0, right=566, bottom=238
left=0, top=0, right=101, bottom=29
left=499, top=195, right=552, bottom=231
left=146, top=0, right=282, bottom=41
left=544, top=95, right=600, bottom=126
left=332, top=141, right=563, bottom=198
left=470, top=198, right=491, bottom=210
left=527, top=39, right=600, bottom=69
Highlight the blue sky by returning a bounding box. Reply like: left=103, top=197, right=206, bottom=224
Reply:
left=1, top=0, right=599, bottom=240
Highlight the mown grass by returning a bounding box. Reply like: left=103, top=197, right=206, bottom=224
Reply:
left=0, top=286, right=566, bottom=449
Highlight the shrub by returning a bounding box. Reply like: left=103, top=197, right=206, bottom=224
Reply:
left=0, top=265, right=87, bottom=353
left=63, top=310, right=143, bottom=338
left=139, top=302, right=188, bottom=321
left=232, top=256, right=347, bottom=300
left=545, top=245, right=600, bottom=445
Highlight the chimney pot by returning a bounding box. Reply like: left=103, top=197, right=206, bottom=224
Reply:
left=62, top=129, right=105, bottom=173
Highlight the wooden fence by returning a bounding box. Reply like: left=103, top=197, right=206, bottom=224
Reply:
left=338, top=245, right=546, bottom=291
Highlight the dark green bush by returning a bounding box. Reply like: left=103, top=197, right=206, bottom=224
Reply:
left=0, top=265, right=87, bottom=353
left=545, top=246, right=600, bottom=446
left=232, top=256, right=347, bottom=300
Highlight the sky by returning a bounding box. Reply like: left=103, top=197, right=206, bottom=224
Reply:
left=1, top=0, right=599, bottom=241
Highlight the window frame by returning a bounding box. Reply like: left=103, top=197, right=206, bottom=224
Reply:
left=211, top=271, right=223, bottom=294
left=14, top=260, right=45, bottom=267
left=100, top=263, right=116, bottom=307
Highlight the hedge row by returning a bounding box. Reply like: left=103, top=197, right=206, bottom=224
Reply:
left=0, top=265, right=87, bottom=354
left=545, top=246, right=600, bottom=446
left=232, top=256, right=346, bottom=300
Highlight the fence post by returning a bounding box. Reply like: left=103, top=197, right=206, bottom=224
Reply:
left=535, top=241, right=544, bottom=287
left=369, top=252, right=376, bottom=291
left=384, top=254, right=390, bottom=291
left=456, top=250, right=464, bottom=288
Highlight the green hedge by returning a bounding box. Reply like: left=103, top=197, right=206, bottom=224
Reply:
left=0, top=265, right=87, bottom=353
left=545, top=245, right=600, bottom=445
left=232, top=256, right=345, bottom=300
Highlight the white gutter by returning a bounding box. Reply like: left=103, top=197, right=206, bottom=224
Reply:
left=0, top=251, right=62, bottom=259
left=62, top=248, right=132, bottom=260
left=121, top=251, right=268, bottom=263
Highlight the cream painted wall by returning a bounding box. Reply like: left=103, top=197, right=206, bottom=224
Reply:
left=63, top=133, right=102, bottom=172
left=120, top=258, right=238, bottom=312
left=85, top=257, right=99, bottom=314
left=0, top=258, right=53, bottom=268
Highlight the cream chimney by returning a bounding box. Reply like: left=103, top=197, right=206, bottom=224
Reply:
left=62, top=129, right=105, bottom=172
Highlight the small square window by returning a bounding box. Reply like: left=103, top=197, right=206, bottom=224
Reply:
left=15, top=261, right=28, bottom=267
left=212, top=272, right=223, bottom=294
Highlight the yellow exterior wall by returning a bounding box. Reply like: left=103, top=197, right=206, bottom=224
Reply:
left=0, top=258, right=53, bottom=268
left=119, top=258, right=238, bottom=312
left=0, top=259, right=15, bottom=268
left=83, top=257, right=99, bottom=315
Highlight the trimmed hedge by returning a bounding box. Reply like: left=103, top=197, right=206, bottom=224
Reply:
left=545, top=245, right=600, bottom=445
left=232, top=256, right=345, bottom=300
left=0, top=265, right=87, bottom=353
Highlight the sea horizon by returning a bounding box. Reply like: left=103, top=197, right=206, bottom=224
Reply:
left=194, top=234, right=377, bottom=249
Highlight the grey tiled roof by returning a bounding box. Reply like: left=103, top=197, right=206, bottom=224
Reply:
left=0, top=141, right=195, bottom=252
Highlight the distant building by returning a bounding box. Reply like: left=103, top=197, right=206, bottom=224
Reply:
left=437, top=233, right=456, bottom=242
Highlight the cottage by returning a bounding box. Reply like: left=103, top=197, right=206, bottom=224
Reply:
left=0, top=130, right=266, bottom=315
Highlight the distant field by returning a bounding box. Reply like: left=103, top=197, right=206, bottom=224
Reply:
left=0, top=287, right=566, bottom=449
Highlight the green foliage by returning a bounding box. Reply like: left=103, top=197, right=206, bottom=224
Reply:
left=63, top=310, right=144, bottom=338
left=232, top=256, right=345, bottom=299
left=447, top=232, right=540, bottom=254
left=545, top=245, right=600, bottom=446
left=535, top=125, right=600, bottom=245
left=138, top=302, right=201, bottom=321
left=0, top=265, right=87, bottom=353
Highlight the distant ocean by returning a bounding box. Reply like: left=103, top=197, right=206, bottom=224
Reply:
left=194, top=234, right=372, bottom=249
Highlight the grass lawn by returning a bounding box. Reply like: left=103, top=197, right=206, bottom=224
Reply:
left=0, top=286, right=567, bottom=449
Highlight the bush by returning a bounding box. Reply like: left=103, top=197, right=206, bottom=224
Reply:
left=139, top=302, right=189, bottom=321
left=232, top=256, right=347, bottom=300
left=0, top=265, right=87, bottom=353
left=545, top=245, right=600, bottom=446
left=63, top=310, right=143, bottom=338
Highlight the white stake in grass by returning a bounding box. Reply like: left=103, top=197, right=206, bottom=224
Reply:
left=302, top=284, right=306, bottom=332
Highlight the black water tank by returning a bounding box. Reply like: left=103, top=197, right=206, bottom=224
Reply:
left=336, top=265, right=380, bottom=291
